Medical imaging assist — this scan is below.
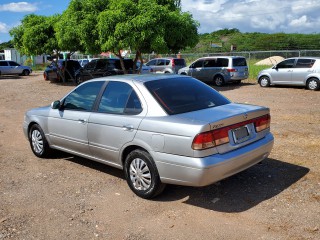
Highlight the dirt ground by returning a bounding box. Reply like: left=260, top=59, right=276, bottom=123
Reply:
left=0, top=72, right=319, bottom=240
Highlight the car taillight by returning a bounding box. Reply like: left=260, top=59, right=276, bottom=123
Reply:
left=255, top=114, right=271, bottom=132
left=192, top=114, right=270, bottom=150
left=171, top=59, right=175, bottom=67
left=227, top=68, right=237, bottom=72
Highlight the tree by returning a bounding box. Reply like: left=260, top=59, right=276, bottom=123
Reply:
left=10, top=14, right=59, bottom=56
left=98, top=0, right=198, bottom=72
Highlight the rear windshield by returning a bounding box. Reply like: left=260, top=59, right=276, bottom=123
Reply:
left=144, top=77, right=230, bottom=115
left=232, top=58, right=247, bottom=67
left=173, top=59, right=186, bottom=66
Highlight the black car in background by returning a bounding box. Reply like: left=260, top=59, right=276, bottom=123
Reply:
left=44, top=60, right=81, bottom=82
left=75, top=58, right=134, bottom=84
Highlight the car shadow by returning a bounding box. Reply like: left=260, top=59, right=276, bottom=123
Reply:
left=0, top=75, right=23, bottom=80
left=208, top=82, right=256, bottom=92
left=51, top=154, right=309, bottom=212
left=156, top=158, right=309, bottom=212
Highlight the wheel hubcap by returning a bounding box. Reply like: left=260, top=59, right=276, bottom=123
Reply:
left=31, top=130, right=43, bottom=154
left=309, top=80, right=317, bottom=90
left=215, top=78, right=222, bottom=86
left=129, top=158, right=151, bottom=190
left=261, top=78, right=268, bottom=86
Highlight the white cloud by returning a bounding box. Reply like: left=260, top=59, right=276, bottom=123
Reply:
left=0, top=22, right=9, bottom=33
left=181, top=0, right=320, bottom=34
left=0, top=2, right=38, bottom=12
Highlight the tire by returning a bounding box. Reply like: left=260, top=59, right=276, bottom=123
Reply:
left=124, top=149, right=166, bottom=199
left=214, top=75, right=224, bottom=86
left=22, top=69, right=30, bottom=76
left=43, top=72, right=49, bottom=80
left=306, top=78, right=320, bottom=91
left=28, top=124, right=52, bottom=158
left=259, top=76, right=270, bottom=87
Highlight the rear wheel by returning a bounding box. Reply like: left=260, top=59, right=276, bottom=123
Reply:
left=28, top=124, right=52, bottom=158
left=214, top=75, right=224, bottom=86
left=124, top=149, right=165, bottom=199
left=259, top=76, right=270, bottom=87
left=307, top=78, right=320, bottom=90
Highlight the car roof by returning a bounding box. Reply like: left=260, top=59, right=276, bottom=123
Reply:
left=87, top=73, right=189, bottom=84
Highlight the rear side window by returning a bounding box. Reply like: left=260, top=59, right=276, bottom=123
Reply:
left=98, top=81, right=142, bottom=115
left=232, top=58, right=247, bottom=67
left=295, top=59, right=315, bottom=68
left=145, top=77, right=230, bottom=115
left=0, top=61, right=8, bottom=66
left=216, top=58, right=229, bottom=67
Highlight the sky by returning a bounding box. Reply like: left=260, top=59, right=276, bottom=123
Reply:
left=0, top=0, right=320, bottom=43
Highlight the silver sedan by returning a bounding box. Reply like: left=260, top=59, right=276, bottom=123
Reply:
left=23, top=74, right=274, bottom=198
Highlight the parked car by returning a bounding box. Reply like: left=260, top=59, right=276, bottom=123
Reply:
left=178, top=56, right=248, bottom=86
left=145, top=57, right=186, bottom=74
left=257, top=57, right=320, bottom=90
left=78, top=58, right=99, bottom=67
left=23, top=74, right=274, bottom=199
left=44, top=60, right=81, bottom=82
left=75, top=58, right=134, bottom=84
left=136, top=61, right=153, bottom=74
left=0, top=60, right=32, bottom=76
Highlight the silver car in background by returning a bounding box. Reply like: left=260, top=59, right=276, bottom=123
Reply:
left=0, top=60, right=32, bottom=76
left=178, top=56, right=248, bottom=86
left=23, top=75, right=274, bottom=199
left=257, top=57, right=320, bottom=90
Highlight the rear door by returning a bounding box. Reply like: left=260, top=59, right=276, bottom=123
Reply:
left=291, top=58, right=316, bottom=85
left=88, top=81, right=145, bottom=164
left=0, top=61, right=10, bottom=74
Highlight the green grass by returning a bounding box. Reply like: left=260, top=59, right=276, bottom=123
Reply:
left=248, top=60, right=270, bottom=82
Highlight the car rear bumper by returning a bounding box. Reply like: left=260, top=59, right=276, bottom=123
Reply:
left=154, top=132, right=274, bottom=187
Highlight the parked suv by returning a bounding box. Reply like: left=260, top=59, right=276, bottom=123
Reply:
left=0, top=60, right=32, bottom=76
left=257, top=57, right=320, bottom=90
left=145, top=58, right=186, bottom=74
left=178, top=56, right=248, bottom=86
left=75, top=58, right=134, bottom=84
left=44, top=60, right=81, bottom=82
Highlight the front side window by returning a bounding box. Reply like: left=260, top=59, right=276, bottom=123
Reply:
left=145, top=77, right=230, bottom=115
left=295, top=59, right=315, bottom=68
left=276, top=59, right=295, bottom=69
left=146, top=59, right=157, bottom=66
left=98, top=81, right=142, bottom=115
left=63, top=81, right=104, bottom=111
left=8, top=61, right=20, bottom=66
left=0, top=61, right=8, bottom=66
left=192, top=60, right=203, bottom=68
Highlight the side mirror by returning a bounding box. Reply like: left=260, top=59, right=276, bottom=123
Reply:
left=51, top=100, right=61, bottom=109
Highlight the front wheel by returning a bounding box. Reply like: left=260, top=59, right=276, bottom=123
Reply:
left=22, top=69, right=30, bottom=76
left=124, top=149, right=165, bottom=199
left=214, top=75, right=224, bottom=86
left=307, top=78, right=320, bottom=91
left=28, top=124, right=52, bottom=158
left=259, top=76, right=270, bottom=87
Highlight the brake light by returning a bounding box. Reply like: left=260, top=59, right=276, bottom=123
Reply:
left=255, top=114, right=271, bottom=132
left=171, top=59, right=175, bottom=67
left=192, top=114, right=270, bottom=150
left=227, top=68, right=237, bottom=72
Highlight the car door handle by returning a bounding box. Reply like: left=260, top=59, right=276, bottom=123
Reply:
left=122, top=125, right=134, bottom=131
left=78, top=119, right=87, bottom=124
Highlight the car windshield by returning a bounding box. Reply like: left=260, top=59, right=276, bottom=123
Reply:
left=144, top=77, right=230, bottom=115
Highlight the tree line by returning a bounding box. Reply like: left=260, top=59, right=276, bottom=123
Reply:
left=8, top=0, right=198, bottom=80
left=185, top=28, right=320, bottom=53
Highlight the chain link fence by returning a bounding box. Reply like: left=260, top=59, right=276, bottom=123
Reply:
left=142, top=50, right=320, bottom=64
